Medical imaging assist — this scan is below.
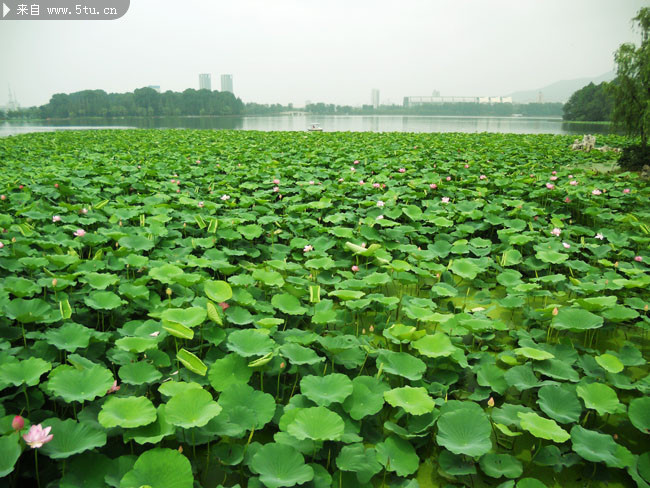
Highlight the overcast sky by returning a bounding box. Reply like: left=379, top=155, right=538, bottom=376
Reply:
left=0, top=0, right=646, bottom=107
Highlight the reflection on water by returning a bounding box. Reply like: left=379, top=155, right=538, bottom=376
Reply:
left=1, top=115, right=611, bottom=137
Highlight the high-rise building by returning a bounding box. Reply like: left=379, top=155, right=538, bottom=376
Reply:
left=199, top=74, right=212, bottom=91
left=371, top=89, right=380, bottom=109
left=221, top=74, right=233, bottom=93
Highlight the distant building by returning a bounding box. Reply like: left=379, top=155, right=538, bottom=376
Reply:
left=432, top=89, right=440, bottom=97
left=371, top=89, right=380, bottom=109
left=147, top=85, right=161, bottom=93
left=221, top=74, right=233, bottom=93
left=199, top=74, right=212, bottom=91
left=403, top=95, right=512, bottom=107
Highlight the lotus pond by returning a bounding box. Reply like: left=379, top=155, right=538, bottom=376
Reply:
left=0, top=130, right=648, bottom=488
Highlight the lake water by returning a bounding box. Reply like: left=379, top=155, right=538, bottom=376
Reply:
left=0, top=115, right=610, bottom=138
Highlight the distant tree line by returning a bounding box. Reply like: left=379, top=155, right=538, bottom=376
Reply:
left=305, top=102, right=564, bottom=117
left=1, top=87, right=245, bottom=119
left=562, top=82, right=614, bottom=122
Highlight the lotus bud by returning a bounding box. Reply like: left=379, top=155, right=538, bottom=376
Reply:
left=166, top=288, right=172, bottom=296
left=487, top=397, right=495, bottom=407
left=12, top=415, right=24, bottom=431
left=369, top=325, right=374, bottom=332
left=178, top=445, right=183, bottom=453
left=362, top=328, right=366, bottom=334
left=280, top=362, right=285, bottom=369
left=52, top=278, right=58, bottom=287
left=552, top=307, right=559, bottom=316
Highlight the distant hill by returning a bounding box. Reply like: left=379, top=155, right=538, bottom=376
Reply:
left=508, top=71, right=616, bottom=104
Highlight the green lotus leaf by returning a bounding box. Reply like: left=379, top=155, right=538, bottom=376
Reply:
left=40, top=418, right=107, bottom=459
left=450, top=258, right=481, bottom=280
left=504, top=364, right=540, bottom=391
left=5, top=298, right=52, bottom=323
left=628, top=397, right=650, bottom=434
left=375, top=435, right=419, bottom=476
left=250, top=443, right=314, bottom=488
left=300, top=373, right=353, bottom=406
left=227, top=329, right=275, bottom=357
left=570, top=425, right=635, bottom=468
left=536, top=385, right=582, bottom=424
left=120, top=448, right=193, bottom=488
left=47, top=364, right=114, bottom=403
left=84, top=291, right=125, bottom=310
left=115, top=336, right=161, bottom=353
left=305, top=257, right=336, bottom=270
left=165, top=388, right=221, bottom=429
left=118, top=361, right=163, bottom=385
left=0, top=357, right=51, bottom=387
left=204, top=280, right=233, bottom=302
left=208, top=353, right=253, bottom=391
left=176, top=348, right=207, bottom=376
left=98, top=396, right=157, bottom=428
left=118, top=234, right=154, bottom=251
left=327, top=290, right=366, bottom=301
left=438, top=449, right=477, bottom=476
left=45, top=322, right=93, bottom=352
left=343, top=376, right=389, bottom=420
left=148, top=263, right=185, bottom=284
left=280, top=343, right=324, bottom=366
left=218, top=383, right=276, bottom=431
left=384, top=386, right=435, bottom=415
left=501, top=249, right=522, bottom=266
left=436, top=407, right=493, bottom=457
left=516, top=479, right=547, bottom=488
left=237, top=223, right=263, bottom=240
left=377, top=350, right=426, bottom=381
left=286, top=406, right=344, bottom=441
left=479, top=453, right=523, bottom=479
left=158, top=381, right=202, bottom=398
left=253, top=269, right=285, bottom=287
left=161, top=307, right=206, bottom=328
left=517, top=412, right=570, bottom=443
left=536, top=249, right=568, bottom=264
left=81, top=272, right=120, bottom=290
left=123, top=405, right=175, bottom=445
left=3, top=277, right=41, bottom=297
left=497, top=270, right=523, bottom=288
left=365, top=272, right=392, bottom=286
left=514, top=347, right=554, bottom=361
left=336, top=443, right=382, bottom=483
left=576, top=383, right=623, bottom=416
left=601, top=305, right=639, bottom=322
left=595, top=353, right=624, bottom=373
left=551, top=308, right=603, bottom=331
left=0, top=433, right=21, bottom=477
left=272, top=293, right=308, bottom=314
left=411, top=332, right=457, bottom=358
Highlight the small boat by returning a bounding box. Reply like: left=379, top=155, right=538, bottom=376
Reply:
left=308, top=123, right=323, bottom=132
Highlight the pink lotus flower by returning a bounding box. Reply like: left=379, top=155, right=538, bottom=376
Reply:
left=23, top=424, right=53, bottom=448
left=309, top=181, right=315, bottom=185
left=198, top=201, right=204, bottom=208
left=623, top=188, right=630, bottom=194
left=106, top=380, right=120, bottom=395
left=635, top=256, right=643, bottom=262
left=546, top=183, right=555, bottom=189
left=303, top=245, right=313, bottom=252
left=0, top=195, right=5, bottom=200
left=464, top=164, right=469, bottom=168
left=376, top=215, right=384, bottom=220
left=354, top=160, right=360, bottom=165
left=398, top=168, right=406, bottom=173
left=81, top=208, right=88, bottom=214
left=595, top=233, right=604, bottom=240
left=196, top=160, right=201, bottom=164
left=551, top=228, right=561, bottom=236
left=550, top=176, right=558, bottom=181
left=570, top=180, right=578, bottom=186
left=562, top=242, right=570, bottom=249
left=373, top=183, right=380, bottom=188
left=568, top=175, right=573, bottom=178
left=273, top=178, right=280, bottom=184
left=273, top=186, right=279, bottom=192
left=564, top=197, right=571, bottom=203
left=441, top=197, right=450, bottom=203
left=430, top=183, right=437, bottom=189
left=446, top=176, right=451, bottom=181
left=54, top=183, right=59, bottom=188
left=0, top=242, right=5, bottom=249
left=350, top=167, right=356, bottom=172
left=220, top=194, right=230, bottom=201
left=73, top=229, right=85, bottom=237
left=218, top=302, right=230, bottom=311
left=376, top=200, right=385, bottom=207
left=52, top=215, right=61, bottom=222
left=359, top=180, right=365, bottom=185
left=12, top=415, right=24, bottom=431
left=552, top=171, right=557, bottom=175
left=351, top=265, right=359, bottom=272
left=592, top=189, right=602, bottom=195
left=479, top=175, right=486, bottom=180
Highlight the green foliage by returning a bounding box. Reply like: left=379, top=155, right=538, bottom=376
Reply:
left=563, top=82, right=614, bottom=121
